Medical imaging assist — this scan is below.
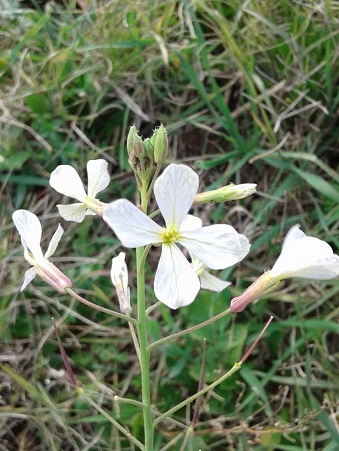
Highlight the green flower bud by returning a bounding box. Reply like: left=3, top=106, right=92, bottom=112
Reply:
left=194, top=183, right=257, bottom=205
left=143, top=138, right=154, bottom=161
left=127, top=125, right=146, bottom=159
left=152, top=124, right=168, bottom=165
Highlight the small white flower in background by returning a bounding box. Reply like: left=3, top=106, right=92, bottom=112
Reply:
left=191, top=256, right=232, bottom=292
left=111, top=252, right=131, bottom=314
left=103, top=164, right=250, bottom=309
left=12, top=210, right=72, bottom=293
left=230, top=224, right=339, bottom=313
left=49, top=159, right=110, bottom=222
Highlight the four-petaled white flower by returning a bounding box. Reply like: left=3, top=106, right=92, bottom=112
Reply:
left=12, top=210, right=72, bottom=293
left=111, top=252, right=131, bottom=314
left=103, top=164, right=250, bottom=309
left=230, top=224, right=339, bottom=313
left=49, top=159, right=110, bottom=222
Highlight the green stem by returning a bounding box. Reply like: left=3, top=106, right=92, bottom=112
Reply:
left=136, top=183, right=154, bottom=449
left=66, top=288, right=138, bottom=325
left=80, top=389, right=144, bottom=449
left=148, top=308, right=232, bottom=352
left=154, top=362, right=242, bottom=427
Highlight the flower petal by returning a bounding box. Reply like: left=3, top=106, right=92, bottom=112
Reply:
left=57, top=203, right=87, bottom=223
left=271, top=234, right=339, bottom=280
left=87, top=159, right=110, bottom=198
left=21, top=267, right=37, bottom=291
left=154, top=243, right=200, bottom=309
left=12, top=210, right=44, bottom=260
left=103, top=199, right=163, bottom=247
left=180, top=224, right=250, bottom=270
left=154, top=164, right=199, bottom=228
left=199, top=271, right=232, bottom=292
left=50, top=165, right=87, bottom=201
left=45, top=224, right=64, bottom=259
left=179, top=214, right=202, bottom=232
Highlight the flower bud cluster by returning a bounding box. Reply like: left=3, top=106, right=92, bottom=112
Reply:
left=127, top=124, right=168, bottom=187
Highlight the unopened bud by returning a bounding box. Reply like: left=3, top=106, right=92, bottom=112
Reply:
left=127, top=126, right=146, bottom=159
left=194, top=183, right=257, bottom=205
left=143, top=138, right=154, bottom=161
left=152, top=124, right=168, bottom=165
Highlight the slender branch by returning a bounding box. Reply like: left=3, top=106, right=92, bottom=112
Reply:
left=80, top=390, right=144, bottom=450
left=65, top=288, right=138, bottom=325
left=148, top=308, right=232, bottom=351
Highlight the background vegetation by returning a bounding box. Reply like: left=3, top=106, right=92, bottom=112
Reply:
left=1, top=0, right=338, bottom=449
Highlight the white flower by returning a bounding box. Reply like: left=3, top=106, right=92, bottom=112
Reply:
left=111, top=252, right=131, bottom=314
left=230, top=224, right=339, bottom=313
left=270, top=224, right=339, bottom=280
left=12, top=210, right=72, bottom=293
left=103, top=164, right=250, bottom=309
left=191, top=256, right=231, bottom=292
left=49, top=159, right=110, bottom=222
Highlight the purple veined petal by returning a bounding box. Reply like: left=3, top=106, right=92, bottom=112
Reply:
left=87, top=159, right=110, bottom=198
left=21, top=267, right=37, bottom=291
left=154, top=243, right=200, bottom=309
left=199, top=271, right=232, bottom=292
left=57, top=203, right=87, bottom=223
left=45, top=224, right=64, bottom=259
left=103, top=199, right=163, bottom=248
left=179, top=214, right=202, bottom=232
left=179, top=224, right=250, bottom=270
left=12, top=210, right=44, bottom=260
left=271, top=235, right=338, bottom=279
left=154, top=164, right=199, bottom=229
left=50, top=165, right=87, bottom=201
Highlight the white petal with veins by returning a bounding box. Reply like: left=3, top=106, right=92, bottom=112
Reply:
left=50, top=165, right=87, bottom=201
left=103, top=199, right=163, bottom=247
left=87, top=159, right=110, bottom=198
left=154, top=164, right=199, bottom=228
left=154, top=243, right=200, bottom=309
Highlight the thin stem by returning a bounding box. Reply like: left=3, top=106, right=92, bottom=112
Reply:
left=135, top=181, right=154, bottom=449
left=146, top=164, right=162, bottom=202
left=148, top=308, right=232, bottom=352
left=154, top=362, right=242, bottom=427
left=66, top=288, right=138, bottom=326
left=80, top=390, right=144, bottom=450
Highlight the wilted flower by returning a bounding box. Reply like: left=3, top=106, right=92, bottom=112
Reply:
left=230, top=224, right=339, bottom=313
left=103, top=164, right=250, bottom=309
left=49, top=159, right=110, bottom=222
left=12, top=210, right=72, bottom=293
left=111, top=252, right=131, bottom=314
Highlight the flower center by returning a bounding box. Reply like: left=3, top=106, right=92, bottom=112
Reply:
left=161, top=226, right=180, bottom=245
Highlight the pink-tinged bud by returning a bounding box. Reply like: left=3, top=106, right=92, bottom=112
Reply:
left=34, top=259, right=72, bottom=294
left=230, top=272, right=276, bottom=313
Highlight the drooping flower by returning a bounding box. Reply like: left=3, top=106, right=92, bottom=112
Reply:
left=230, top=224, right=339, bottom=312
left=111, top=252, right=131, bottom=314
left=49, top=159, right=110, bottom=222
left=12, top=209, right=72, bottom=293
left=103, top=164, right=250, bottom=309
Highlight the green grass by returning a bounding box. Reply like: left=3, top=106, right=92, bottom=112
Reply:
left=1, top=0, right=339, bottom=449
